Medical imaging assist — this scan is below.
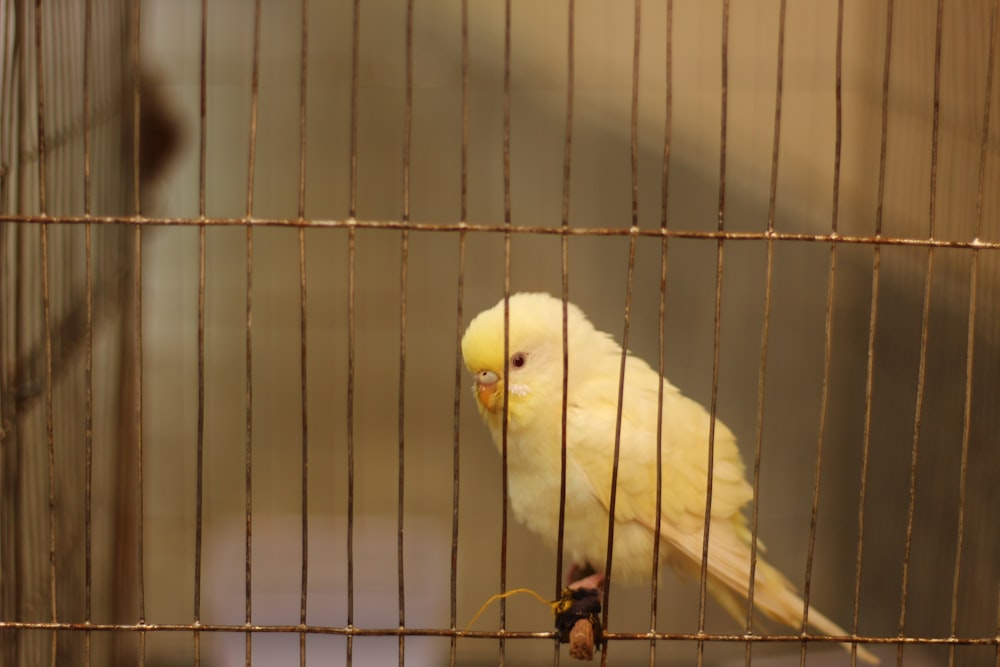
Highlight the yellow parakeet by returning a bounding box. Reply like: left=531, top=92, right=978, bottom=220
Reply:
left=461, top=292, right=878, bottom=664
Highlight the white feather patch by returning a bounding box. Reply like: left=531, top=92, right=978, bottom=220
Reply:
left=508, top=383, right=531, bottom=397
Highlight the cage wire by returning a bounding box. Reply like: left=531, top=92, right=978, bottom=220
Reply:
left=0, top=0, right=140, bottom=665
left=0, top=0, right=998, bottom=666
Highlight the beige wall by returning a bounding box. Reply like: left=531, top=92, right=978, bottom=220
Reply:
left=139, top=1, right=998, bottom=664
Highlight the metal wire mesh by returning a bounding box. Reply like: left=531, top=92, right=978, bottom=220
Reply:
left=0, top=1, right=998, bottom=666
left=0, top=0, right=138, bottom=665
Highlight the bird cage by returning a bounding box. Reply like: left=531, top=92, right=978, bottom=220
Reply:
left=1, top=1, right=998, bottom=666
left=0, top=0, right=143, bottom=665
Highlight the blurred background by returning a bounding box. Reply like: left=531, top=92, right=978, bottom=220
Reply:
left=1, top=0, right=998, bottom=665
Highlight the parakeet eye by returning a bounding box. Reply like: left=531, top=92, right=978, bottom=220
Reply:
left=510, top=352, right=527, bottom=369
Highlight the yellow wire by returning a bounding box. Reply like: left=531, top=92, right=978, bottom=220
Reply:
left=464, top=587, right=556, bottom=631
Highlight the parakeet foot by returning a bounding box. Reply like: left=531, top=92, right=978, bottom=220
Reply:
left=567, top=566, right=604, bottom=592
left=568, top=572, right=604, bottom=591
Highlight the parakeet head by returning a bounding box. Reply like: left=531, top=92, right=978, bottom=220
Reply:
left=461, top=292, right=592, bottom=427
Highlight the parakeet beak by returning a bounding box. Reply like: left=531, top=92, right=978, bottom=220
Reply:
left=473, top=369, right=501, bottom=411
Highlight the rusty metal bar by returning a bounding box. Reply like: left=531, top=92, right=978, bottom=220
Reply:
left=556, top=0, right=574, bottom=661
left=297, top=3, right=310, bottom=667
left=0, top=619, right=993, bottom=648
left=599, top=3, right=642, bottom=665
left=696, top=2, right=731, bottom=664
left=852, top=2, right=894, bottom=654
left=448, top=4, right=470, bottom=667
left=499, top=3, right=512, bottom=664
left=193, top=1, right=208, bottom=664
left=745, top=3, right=786, bottom=665
left=896, top=3, right=945, bottom=665
left=949, top=2, right=999, bottom=666
left=0, top=214, right=994, bottom=249
left=649, top=2, right=673, bottom=664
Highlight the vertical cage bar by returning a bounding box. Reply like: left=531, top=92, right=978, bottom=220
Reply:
left=554, top=2, right=575, bottom=662
left=193, top=0, right=209, bottom=663
left=129, top=5, right=146, bottom=665
left=599, top=236, right=637, bottom=667
left=556, top=0, right=574, bottom=624
left=345, top=225, right=356, bottom=667
left=6, top=4, right=29, bottom=657
left=801, top=0, right=850, bottom=662
left=82, top=147, right=94, bottom=664
left=194, top=221, right=205, bottom=666
left=0, top=3, right=12, bottom=661
left=131, top=0, right=140, bottom=215
left=397, top=2, right=414, bottom=664
left=348, top=0, right=360, bottom=221
left=627, top=0, right=639, bottom=230
left=82, top=0, right=92, bottom=217
left=197, top=0, right=207, bottom=220
left=649, top=1, right=673, bottom=664
left=132, top=197, right=144, bottom=663
left=82, top=1, right=94, bottom=663
left=897, top=3, right=944, bottom=665
left=297, top=1, right=309, bottom=666
left=42, top=226, right=54, bottom=664
left=0, top=7, right=8, bottom=235
left=948, top=2, right=998, bottom=665
left=15, top=0, right=25, bottom=221
left=746, top=2, right=785, bottom=663
left=345, top=2, right=360, bottom=665
left=599, top=6, right=642, bottom=665
left=851, top=0, right=894, bottom=656
left=0, top=1, right=12, bottom=213
left=32, top=1, right=57, bottom=664
left=243, top=1, right=263, bottom=664
left=49, top=0, right=64, bottom=217
left=33, top=0, right=45, bottom=211
left=449, top=4, right=469, bottom=665
left=499, top=2, right=512, bottom=663
left=697, top=3, right=730, bottom=665
left=396, top=242, right=408, bottom=667
left=242, top=217, right=253, bottom=667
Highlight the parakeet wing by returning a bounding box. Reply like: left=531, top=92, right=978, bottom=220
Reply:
left=566, top=354, right=879, bottom=663
left=568, top=354, right=754, bottom=536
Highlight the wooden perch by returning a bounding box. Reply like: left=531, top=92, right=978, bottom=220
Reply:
left=569, top=617, right=596, bottom=660
left=554, top=587, right=603, bottom=661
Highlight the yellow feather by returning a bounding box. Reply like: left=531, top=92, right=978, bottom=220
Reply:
left=461, top=293, right=878, bottom=664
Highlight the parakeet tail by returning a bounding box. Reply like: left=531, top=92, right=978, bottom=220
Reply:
left=712, top=556, right=880, bottom=665
left=663, top=520, right=880, bottom=664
